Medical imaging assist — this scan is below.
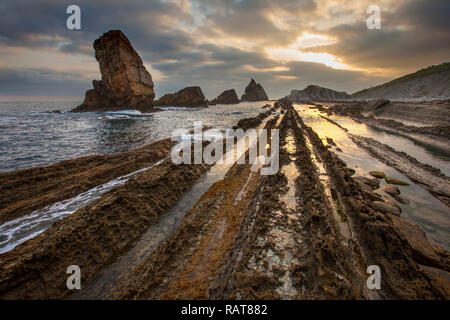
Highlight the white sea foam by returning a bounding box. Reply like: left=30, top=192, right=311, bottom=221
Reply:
left=0, top=157, right=168, bottom=254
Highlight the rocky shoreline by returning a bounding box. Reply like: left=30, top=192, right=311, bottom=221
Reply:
left=328, top=99, right=450, bottom=153
left=0, top=139, right=172, bottom=225
left=1, top=101, right=448, bottom=299
left=349, top=134, right=450, bottom=207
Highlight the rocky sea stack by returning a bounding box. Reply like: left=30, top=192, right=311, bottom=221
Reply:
left=154, top=86, right=207, bottom=107
left=211, top=89, right=239, bottom=104
left=287, top=85, right=351, bottom=102
left=72, top=30, right=155, bottom=113
left=241, top=78, right=269, bottom=101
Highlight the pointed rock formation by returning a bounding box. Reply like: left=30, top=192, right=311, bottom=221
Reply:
left=211, top=89, right=239, bottom=104
left=72, top=30, right=155, bottom=112
left=241, top=79, right=269, bottom=101
left=155, top=86, right=207, bottom=107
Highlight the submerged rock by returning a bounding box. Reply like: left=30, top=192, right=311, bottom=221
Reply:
left=241, top=78, right=269, bottom=101
left=369, top=171, right=386, bottom=179
left=73, top=30, right=155, bottom=113
left=326, top=137, right=337, bottom=146
left=212, top=89, right=239, bottom=104
left=155, top=86, right=207, bottom=107
left=385, top=176, right=410, bottom=186
left=390, top=215, right=447, bottom=269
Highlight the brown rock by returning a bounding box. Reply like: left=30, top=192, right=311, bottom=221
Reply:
left=73, top=30, right=155, bottom=112
left=234, top=117, right=262, bottom=131
left=357, top=182, right=383, bottom=201
left=383, top=184, right=400, bottom=197
left=353, top=176, right=380, bottom=190
left=372, top=201, right=401, bottom=216
left=155, top=86, right=207, bottom=107
left=212, top=89, right=239, bottom=104
left=241, top=78, right=269, bottom=101
left=390, top=215, right=446, bottom=269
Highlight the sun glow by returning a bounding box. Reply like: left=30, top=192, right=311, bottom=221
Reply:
left=266, top=32, right=357, bottom=70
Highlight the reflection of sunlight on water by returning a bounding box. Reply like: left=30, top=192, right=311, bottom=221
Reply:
left=0, top=101, right=274, bottom=172
left=294, top=104, right=450, bottom=250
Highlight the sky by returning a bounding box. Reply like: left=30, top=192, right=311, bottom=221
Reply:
left=0, top=0, right=449, bottom=100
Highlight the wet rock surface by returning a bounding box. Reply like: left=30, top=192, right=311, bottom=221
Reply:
left=349, top=134, right=450, bottom=207
left=1, top=103, right=449, bottom=300
left=112, top=103, right=448, bottom=300
left=0, top=157, right=210, bottom=299
left=73, top=30, right=155, bottom=113
left=0, top=139, right=173, bottom=225
left=328, top=100, right=450, bottom=152
left=372, top=201, right=401, bottom=216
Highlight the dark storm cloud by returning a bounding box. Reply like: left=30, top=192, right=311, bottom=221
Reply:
left=0, top=0, right=448, bottom=98
left=312, top=0, right=450, bottom=73
left=0, top=68, right=90, bottom=96
left=0, top=0, right=195, bottom=58
left=194, top=0, right=317, bottom=46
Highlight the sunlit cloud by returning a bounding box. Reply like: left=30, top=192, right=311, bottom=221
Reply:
left=0, top=0, right=448, bottom=97
left=275, top=75, right=298, bottom=80
left=265, top=33, right=356, bottom=70
left=243, top=64, right=290, bottom=72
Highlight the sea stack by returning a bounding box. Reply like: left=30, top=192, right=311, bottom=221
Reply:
left=286, top=85, right=351, bottom=102
left=241, top=78, right=269, bottom=101
left=211, top=89, right=239, bottom=104
left=72, top=30, right=155, bottom=112
left=154, top=86, right=207, bottom=107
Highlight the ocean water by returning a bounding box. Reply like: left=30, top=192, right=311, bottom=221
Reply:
left=0, top=101, right=271, bottom=172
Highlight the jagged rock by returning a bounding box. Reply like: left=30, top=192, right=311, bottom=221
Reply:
left=211, top=89, right=239, bottom=104
left=155, top=86, right=207, bottom=107
left=241, top=79, right=269, bottom=101
left=73, top=30, right=155, bottom=113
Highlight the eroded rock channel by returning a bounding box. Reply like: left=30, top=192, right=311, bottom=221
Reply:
left=0, top=102, right=449, bottom=299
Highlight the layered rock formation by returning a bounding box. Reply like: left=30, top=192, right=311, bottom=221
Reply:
left=287, top=85, right=351, bottom=102
left=211, top=89, right=239, bottom=104
left=72, top=30, right=155, bottom=113
left=241, top=79, right=269, bottom=101
left=353, top=62, right=450, bottom=100
left=154, top=86, right=207, bottom=107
